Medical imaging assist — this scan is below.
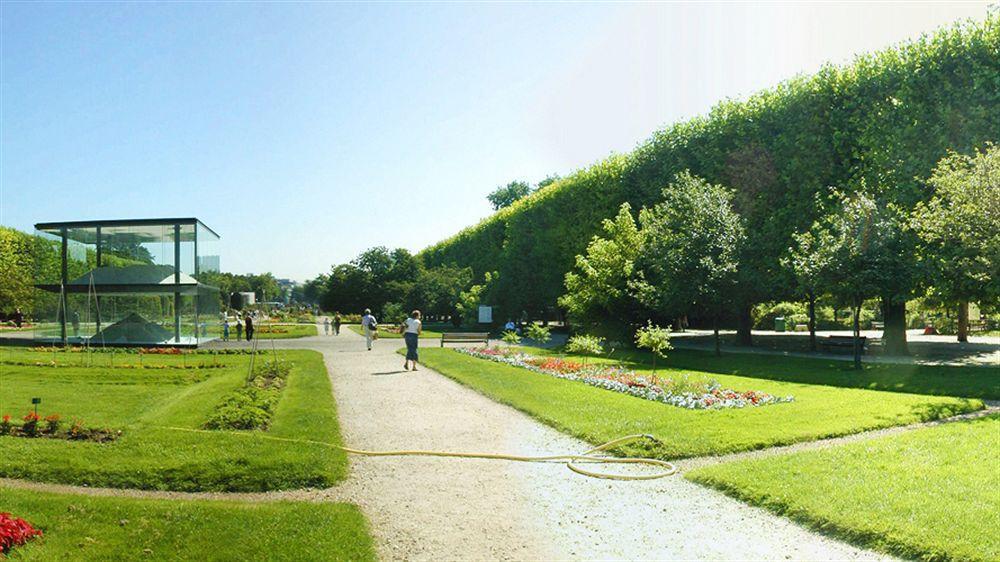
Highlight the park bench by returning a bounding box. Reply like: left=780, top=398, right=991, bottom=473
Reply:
left=870, top=321, right=884, bottom=330
left=440, top=332, right=490, bottom=347
left=819, top=335, right=868, bottom=354
left=969, top=319, right=987, bottom=332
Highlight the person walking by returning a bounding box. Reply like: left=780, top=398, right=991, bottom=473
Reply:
left=323, top=316, right=331, bottom=335
left=244, top=313, right=254, bottom=342
left=402, top=310, right=422, bottom=371
left=361, top=308, right=377, bottom=351
left=222, top=318, right=230, bottom=341
left=13, top=307, right=24, bottom=329
left=334, top=313, right=341, bottom=335
left=235, top=316, right=243, bottom=341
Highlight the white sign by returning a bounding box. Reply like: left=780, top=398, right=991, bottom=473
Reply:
left=477, top=305, right=493, bottom=324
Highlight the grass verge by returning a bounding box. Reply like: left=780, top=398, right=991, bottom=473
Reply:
left=347, top=324, right=442, bottom=339
left=255, top=324, right=318, bottom=339
left=417, top=348, right=981, bottom=459
left=0, top=486, right=375, bottom=561
left=0, top=348, right=346, bottom=491
left=687, top=415, right=1000, bottom=562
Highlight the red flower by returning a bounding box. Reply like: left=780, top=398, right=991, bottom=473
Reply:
left=0, top=512, right=43, bottom=555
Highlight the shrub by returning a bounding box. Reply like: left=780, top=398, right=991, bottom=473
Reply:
left=206, top=360, right=293, bottom=431
left=501, top=330, right=521, bottom=345
left=524, top=324, right=552, bottom=345
left=0, top=415, right=11, bottom=436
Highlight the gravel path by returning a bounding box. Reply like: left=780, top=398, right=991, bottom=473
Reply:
left=285, top=327, right=894, bottom=560
left=3, top=325, right=911, bottom=560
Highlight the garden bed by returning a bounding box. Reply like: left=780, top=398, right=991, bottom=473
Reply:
left=459, top=347, right=792, bottom=410
left=417, top=348, right=981, bottom=460
left=0, top=349, right=347, bottom=492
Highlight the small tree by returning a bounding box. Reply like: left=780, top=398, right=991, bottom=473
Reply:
left=524, top=324, right=551, bottom=346
left=636, top=172, right=746, bottom=356
left=559, top=203, right=645, bottom=339
left=456, top=272, right=498, bottom=327
left=634, top=322, right=672, bottom=374
left=501, top=330, right=522, bottom=346
left=565, top=334, right=604, bottom=364
left=912, top=146, right=1000, bottom=342
left=783, top=230, right=834, bottom=352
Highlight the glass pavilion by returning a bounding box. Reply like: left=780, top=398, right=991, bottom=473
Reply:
left=33, top=218, right=221, bottom=347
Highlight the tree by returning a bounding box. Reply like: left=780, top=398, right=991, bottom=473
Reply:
left=536, top=174, right=561, bottom=190
left=636, top=172, right=746, bottom=356
left=320, top=264, right=372, bottom=314
left=558, top=203, right=645, bottom=339
left=912, top=145, right=1000, bottom=341
left=487, top=180, right=532, bottom=210
left=406, top=264, right=473, bottom=321
left=783, top=230, right=833, bottom=352
left=634, top=322, right=672, bottom=374
left=806, top=188, right=911, bottom=368
left=456, top=271, right=499, bottom=327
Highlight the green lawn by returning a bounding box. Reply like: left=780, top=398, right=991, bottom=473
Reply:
left=687, top=415, right=1000, bottom=562
left=255, top=323, right=318, bottom=339
left=0, top=348, right=347, bottom=491
left=579, top=346, right=999, bottom=400
left=0, top=486, right=375, bottom=561
left=417, top=348, right=982, bottom=459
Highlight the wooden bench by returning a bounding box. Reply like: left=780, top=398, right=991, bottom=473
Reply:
left=820, top=335, right=868, bottom=354
left=870, top=321, right=884, bottom=330
left=969, top=320, right=987, bottom=333
left=440, top=332, right=490, bottom=347
left=793, top=323, right=809, bottom=332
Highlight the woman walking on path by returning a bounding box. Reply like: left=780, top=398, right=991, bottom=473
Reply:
left=361, top=309, right=377, bottom=351
left=323, top=316, right=331, bottom=335
left=245, top=313, right=254, bottom=342
left=402, top=310, right=422, bottom=371
left=334, top=313, right=341, bottom=335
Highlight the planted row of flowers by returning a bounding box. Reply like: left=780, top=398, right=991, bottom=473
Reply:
left=204, top=360, right=293, bottom=431
left=28, top=347, right=258, bottom=355
left=458, top=347, right=793, bottom=410
left=0, top=413, right=121, bottom=443
left=0, top=512, right=42, bottom=556
left=3, top=359, right=226, bottom=370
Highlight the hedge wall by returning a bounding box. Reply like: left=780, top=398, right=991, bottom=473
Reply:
left=420, top=16, right=1000, bottom=317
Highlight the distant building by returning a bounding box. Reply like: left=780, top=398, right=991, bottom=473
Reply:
left=33, top=218, right=221, bottom=347
left=277, top=278, right=299, bottom=304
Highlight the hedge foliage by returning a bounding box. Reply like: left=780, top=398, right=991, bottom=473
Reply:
left=419, top=16, right=1000, bottom=316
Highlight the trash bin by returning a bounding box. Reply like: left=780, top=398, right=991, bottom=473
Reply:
left=774, top=317, right=786, bottom=332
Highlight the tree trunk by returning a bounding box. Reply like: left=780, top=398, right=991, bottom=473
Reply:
left=737, top=305, right=753, bottom=346
left=881, top=296, right=909, bottom=355
left=957, top=301, right=969, bottom=343
left=852, top=301, right=862, bottom=370
left=713, top=315, right=721, bottom=356
left=807, top=294, right=817, bottom=352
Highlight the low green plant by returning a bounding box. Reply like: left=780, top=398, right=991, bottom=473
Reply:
left=565, top=334, right=604, bottom=364
left=501, top=330, right=522, bottom=345
left=524, top=324, right=552, bottom=345
left=634, top=322, right=672, bottom=374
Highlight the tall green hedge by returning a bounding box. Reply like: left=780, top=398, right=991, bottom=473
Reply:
left=420, top=16, right=1000, bottom=317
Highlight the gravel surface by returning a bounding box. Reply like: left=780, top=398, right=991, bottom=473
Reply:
left=295, top=327, right=895, bottom=560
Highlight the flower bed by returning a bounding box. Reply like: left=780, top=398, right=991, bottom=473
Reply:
left=204, top=360, right=293, bottom=431
left=0, top=512, right=42, bottom=556
left=0, top=413, right=120, bottom=443
left=458, top=347, right=793, bottom=410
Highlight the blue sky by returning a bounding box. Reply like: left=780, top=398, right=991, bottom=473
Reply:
left=1, top=2, right=990, bottom=280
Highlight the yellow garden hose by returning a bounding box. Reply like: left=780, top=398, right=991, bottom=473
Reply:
left=158, top=426, right=676, bottom=481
